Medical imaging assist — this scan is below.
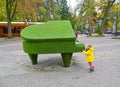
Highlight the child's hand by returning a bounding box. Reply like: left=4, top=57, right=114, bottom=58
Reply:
left=86, top=48, right=89, bottom=51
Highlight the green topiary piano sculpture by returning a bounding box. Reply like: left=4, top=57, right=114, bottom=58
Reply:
left=21, top=20, right=85, bottom=67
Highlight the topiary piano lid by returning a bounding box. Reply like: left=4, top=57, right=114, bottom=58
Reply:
left=20, top=20, right=76, bottom=41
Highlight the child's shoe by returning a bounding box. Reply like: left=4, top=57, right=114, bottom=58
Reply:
left=88, top=68, right=94, bottom=73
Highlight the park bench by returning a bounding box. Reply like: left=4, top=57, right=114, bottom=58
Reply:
left=21, top=20, right=85, bottom=67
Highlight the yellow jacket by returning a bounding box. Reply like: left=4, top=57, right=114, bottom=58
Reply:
left=83, top=46, right=94, bottom=62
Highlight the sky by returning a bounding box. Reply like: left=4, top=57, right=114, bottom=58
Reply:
left=67, top=0, right=78, bottom=9
left=67, top=0, right=120, bottom=10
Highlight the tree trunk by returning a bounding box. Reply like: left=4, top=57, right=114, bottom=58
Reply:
left=75, top=0, right=85, bottom=31
left=6, top=0, right=13, bottom=38
left=100, top=0, right=115, bottom=35
left=7, top=21, right=12, bottom=38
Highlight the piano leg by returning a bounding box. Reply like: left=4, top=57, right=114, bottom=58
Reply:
left=28, top=54, right=38, bottom=65
left=61, top=53, right=73, bottom=67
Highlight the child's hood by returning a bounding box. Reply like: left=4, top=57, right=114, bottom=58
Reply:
left=89, top=46, right=94, bottom=52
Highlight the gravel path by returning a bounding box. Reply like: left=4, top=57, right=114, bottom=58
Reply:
left=0, top=35, right=120, bottom=87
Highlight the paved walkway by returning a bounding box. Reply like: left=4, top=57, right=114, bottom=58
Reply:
left=0, top=35, right=120, bottom=87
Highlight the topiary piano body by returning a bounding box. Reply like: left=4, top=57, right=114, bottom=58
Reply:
left=21, top=20, right=85, bottom=67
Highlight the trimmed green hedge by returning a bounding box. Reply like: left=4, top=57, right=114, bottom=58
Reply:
left=21, top=20, right=75, bottom=41
left=23, top=41, right=85, bottom=54
left=21, top=20, right=85, bottom=67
